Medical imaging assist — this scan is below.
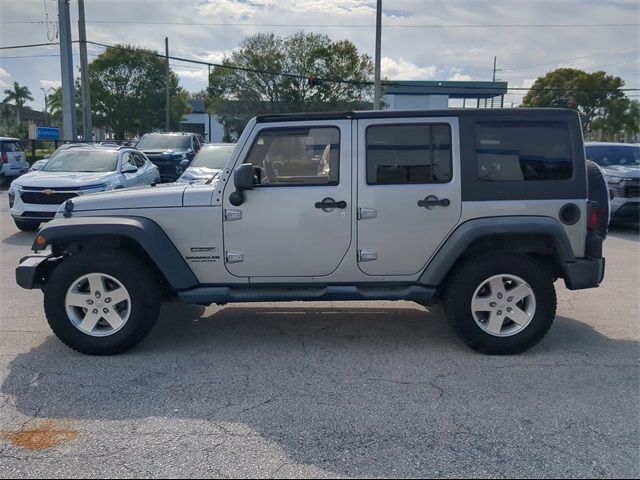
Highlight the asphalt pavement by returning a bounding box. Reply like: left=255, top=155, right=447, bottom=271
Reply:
left=0, top=190, right=638, bottom=478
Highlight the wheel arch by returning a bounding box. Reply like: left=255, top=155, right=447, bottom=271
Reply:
left=419, top=216, right=576, bottom=288
left=33, top=216, right=199, bottom=291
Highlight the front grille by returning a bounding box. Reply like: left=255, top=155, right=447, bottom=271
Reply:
left=20, top=192, right=78, bottom=205
left=21, top=211, right=56, bottom=219
left=624, top=185, right=639, bottom=198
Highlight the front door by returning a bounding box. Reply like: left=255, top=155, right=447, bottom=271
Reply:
left=223, top=121, right=352, bottom=278
left=356, top=117, right=462, bottom=276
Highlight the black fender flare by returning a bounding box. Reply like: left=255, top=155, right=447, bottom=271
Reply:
left=33, top=216, right=199, bottom=290
left=419, top=216, right=576, bottom=286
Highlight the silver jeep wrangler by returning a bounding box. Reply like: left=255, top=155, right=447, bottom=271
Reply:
left=16, top=109, right=608, bottom=355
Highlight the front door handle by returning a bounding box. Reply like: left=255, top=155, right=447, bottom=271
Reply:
left=417, top=195, right=450, bottom=210
left=315, top=197, right=347, bottom=211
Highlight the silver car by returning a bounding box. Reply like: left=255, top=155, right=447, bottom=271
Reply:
left=177, top=143, right=236, bottom=184
left=9, top=147, right=160, bottom=231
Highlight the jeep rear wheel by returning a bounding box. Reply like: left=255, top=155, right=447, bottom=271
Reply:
left=444, top=253, right=556, bottom=355
left=44, top=250, right=161, bottom=355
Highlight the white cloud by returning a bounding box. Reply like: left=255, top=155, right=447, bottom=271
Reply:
left=0, top=67, right=11, bottom=89
left=174, top=69, right=209, bottom=81
left=449, top=73, right=473, bottom=81
left=381, top=57, right=437, bottom=80
left=39, top=80, right=61, bottom=90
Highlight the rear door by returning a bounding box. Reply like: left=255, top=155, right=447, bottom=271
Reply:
left=223, top=121, right=352, bottom=278
left=356, top=117, right=462, bottom=276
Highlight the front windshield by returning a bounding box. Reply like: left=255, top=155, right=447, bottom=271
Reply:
left=41, top=150, right=118, bottom=173
left=136, top=135, right=191, bottom=150
left=586, top=145, right=640, bottom=167
left=190, top=145, right=235, bottom=169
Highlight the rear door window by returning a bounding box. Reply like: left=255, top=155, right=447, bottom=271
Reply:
left=476, top=121, right=573, bottom=181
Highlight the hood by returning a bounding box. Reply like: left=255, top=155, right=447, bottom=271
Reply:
left=601, top=164, right=640, bottom=179
left=140, top=149, right=187, bottom=156
left=178, top=166, right=221, bottom=183
left=13, top=171, right=118, bottom=189
left=66, top=182, right=188, bottom=213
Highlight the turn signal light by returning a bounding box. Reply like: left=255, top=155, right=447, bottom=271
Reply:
left=36, top=235, right=47, bottom=248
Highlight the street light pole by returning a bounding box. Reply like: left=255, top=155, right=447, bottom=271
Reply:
left=40, top=87, right=51, bottom=125
left=373, top=0, right=382, bottom=110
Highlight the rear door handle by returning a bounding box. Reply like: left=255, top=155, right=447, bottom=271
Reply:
left=315, top=197, right=347, bottom=210
left=418, top=195, right=450, bottom=209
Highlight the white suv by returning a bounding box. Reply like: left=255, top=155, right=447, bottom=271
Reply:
left=0, top=137, right=29, bottom=183
left=9, top=146, right=160, bottom=231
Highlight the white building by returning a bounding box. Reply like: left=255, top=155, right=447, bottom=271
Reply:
left=180, top=99, right=225, bottom=143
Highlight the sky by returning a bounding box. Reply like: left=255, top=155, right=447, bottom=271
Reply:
left=0, top=0, right=638, bottom=111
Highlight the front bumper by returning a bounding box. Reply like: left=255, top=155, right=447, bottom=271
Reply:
left=16, top=254, right=58, bottom=289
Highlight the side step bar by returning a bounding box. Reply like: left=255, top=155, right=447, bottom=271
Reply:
left=178, top=285, right=436, bottom=306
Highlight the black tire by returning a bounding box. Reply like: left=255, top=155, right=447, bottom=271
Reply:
left=14, top=219, right=40, bottom=232
left=44, top=250, right=161, bottom=355
left=444, top=253, right=557, bottom=355
left=586, top=160, right=610, bottom=236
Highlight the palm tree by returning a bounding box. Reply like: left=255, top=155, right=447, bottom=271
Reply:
left=2, top=81, right=35, bottom=124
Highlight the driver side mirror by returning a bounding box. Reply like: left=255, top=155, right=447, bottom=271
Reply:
left=229, top=164, right=259, bottom=206
left=121, top=164, right=138, bottom=174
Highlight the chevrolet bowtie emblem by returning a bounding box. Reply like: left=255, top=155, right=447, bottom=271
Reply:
left=41, top=189, right=55, bottom=195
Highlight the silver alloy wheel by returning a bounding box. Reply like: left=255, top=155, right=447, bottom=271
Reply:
left=65, top=272, right=131, bottom=337
left=471, top=274, right=536, bottom=337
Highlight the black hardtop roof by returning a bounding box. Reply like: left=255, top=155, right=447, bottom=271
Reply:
left=256, top=108, right=577, bottom=123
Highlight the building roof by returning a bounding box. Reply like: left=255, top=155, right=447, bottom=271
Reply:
left=187, top=99, right=206, bottom=113
left=384, top=80, right=508, bottom=99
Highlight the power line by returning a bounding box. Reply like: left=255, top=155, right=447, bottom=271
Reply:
left=505, top=45, right=640, bottom=72
left=87, top=40, right=640, bottom=93
left=0, top=42, right=59, bottom=50
left=1, top=20, right=638, bottom=28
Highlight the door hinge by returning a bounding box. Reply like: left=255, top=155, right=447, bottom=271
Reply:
left=357, top=207, right=377, bottom=220
left=358, top=249, right=378, bottom=262
left=225, top=251, right=244, bottom=263
left=223, top=209, right=242, bottom=221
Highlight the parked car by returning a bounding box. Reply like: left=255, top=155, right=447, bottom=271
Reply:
left=177, top=143, right=236, bottom=184
left=135, top=132, right=202, bottom=182
left=0, top=137, right=29, bottom=184
left=8, top=146, right=160, bottom=231
left=585, top=142, right=639, bottom=222
left=29, top=159, right=49, bottom=172
left=16, top=108, right=608, bottom=356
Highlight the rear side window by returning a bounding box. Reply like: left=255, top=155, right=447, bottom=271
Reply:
left=1, top=141, right=22, bottom=153
left=476, top=121, right=573, bottom=182
left=366, top=124, right=452, bottom=185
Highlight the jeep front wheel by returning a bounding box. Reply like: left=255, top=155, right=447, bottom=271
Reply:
left=444, top=253, right=557, bottom=355
left=44, top=250, right=161, bottom=355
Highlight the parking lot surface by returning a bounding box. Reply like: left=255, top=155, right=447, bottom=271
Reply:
left=0, top=193, right=638, bottom=478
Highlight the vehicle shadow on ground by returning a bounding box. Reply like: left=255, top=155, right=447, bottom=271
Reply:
left=608, top=222, right=640, bottom=242
left=2, top=301, right=638, bottom=477
left=1, top=230, right=35, bottom=247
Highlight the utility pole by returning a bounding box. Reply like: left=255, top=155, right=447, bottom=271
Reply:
left=165, top=37, right=170, bottom=132
left=373, top=0, right=382, bottom=110
left=78, top=0, right=92, bottom=141
left=491, top=56, right=503, bottom=108
left=40, top=87, right=53, bottom=125
left=204, top=64, right=211, bottom=143
left=58, top=0, right=77, bottom=141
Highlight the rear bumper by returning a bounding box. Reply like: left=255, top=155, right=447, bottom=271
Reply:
left=563, top=257, right=605, bottom=290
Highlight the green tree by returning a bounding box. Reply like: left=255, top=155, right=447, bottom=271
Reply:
left=2, top=81, right=35, bottom=123
left=521, top=68, right=629, bottom=136
left=207, top=32, right=374, bottom=140
left=87, top=45, right=191, bottom=139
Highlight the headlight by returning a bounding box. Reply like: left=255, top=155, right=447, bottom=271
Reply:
left=605, top=175, right=624, bottom=184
